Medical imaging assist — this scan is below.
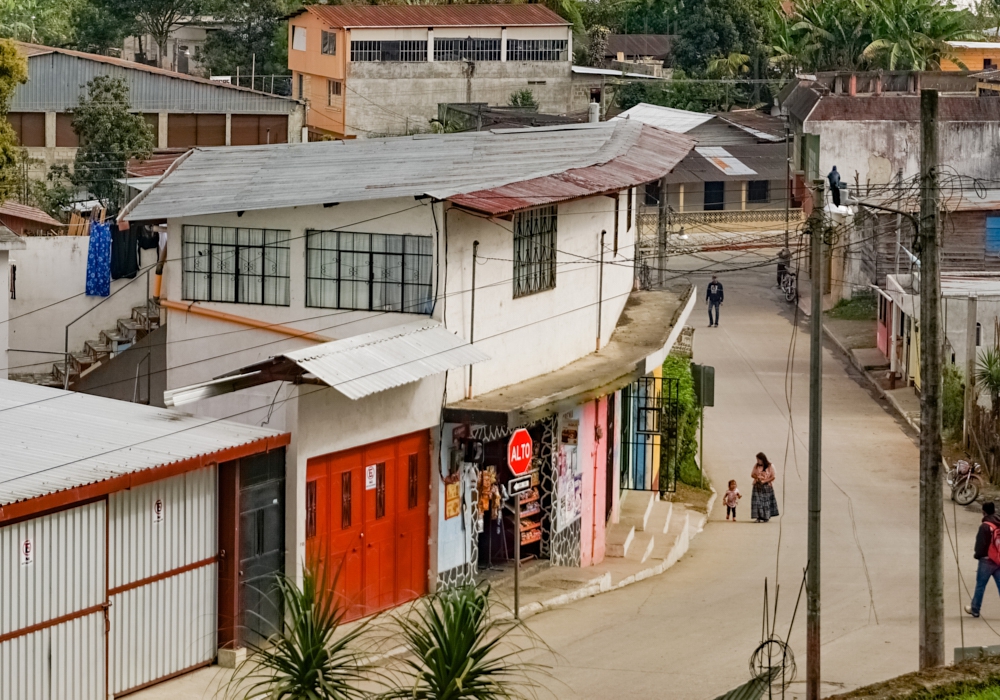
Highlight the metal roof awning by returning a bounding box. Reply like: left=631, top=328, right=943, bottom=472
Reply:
left=444, top=287, right=696, bottom=428
left=165, top=320, right=489, bottom=407
left=695, top=147, right=757, bottom=176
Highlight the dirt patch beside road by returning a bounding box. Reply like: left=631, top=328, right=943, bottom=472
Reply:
left=826, top=656, right=1000, bottom=700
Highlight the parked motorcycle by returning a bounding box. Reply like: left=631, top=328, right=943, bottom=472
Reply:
left=947, top=459, right=983, bottom=506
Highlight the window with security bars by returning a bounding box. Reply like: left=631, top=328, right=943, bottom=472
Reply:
left=305, top=481, right=317, bottom=538
left=513, top=206, right=557, bottom=298
left=306, top=230, right=434, bottom=313
left=351, top=40, right=427, bottom=62
left=506, top=39, right=567, bottom=61
left=182, top=226, right=290, bottom=306
left=434, top=38, right=501, bottom=61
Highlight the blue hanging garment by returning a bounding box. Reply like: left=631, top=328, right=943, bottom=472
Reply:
left=86, top=221, right=112, bottom=297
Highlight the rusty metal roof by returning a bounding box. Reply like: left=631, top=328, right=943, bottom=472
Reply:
left=123, top=121, right=696, bottom=221
left=297, top=4, right=569, bottom=28
left=797, top=93, right=1000, bottom=122
left=127, top=149, right=190, bottom=177
left=447, top=123, right=695, bottom=216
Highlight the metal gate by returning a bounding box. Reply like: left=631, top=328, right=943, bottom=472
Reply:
left=620, top=376, right=680, bottom=493
left=239, top=450, right=286, bottom=648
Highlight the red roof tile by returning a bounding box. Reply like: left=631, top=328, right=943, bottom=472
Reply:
left=297, top=4, right=569, bottom=28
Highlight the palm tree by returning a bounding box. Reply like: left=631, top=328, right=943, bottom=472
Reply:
left=226, top=566, right=372, bottom=700
left=707, top=52, right=749, bottom=110
left=976, top=346, right=1000, bottom=415
left=791, top=0, right=872, bottom=71
left=381, top=585, right=548, bottom=700
left=862, top=0, right=978, bottom=69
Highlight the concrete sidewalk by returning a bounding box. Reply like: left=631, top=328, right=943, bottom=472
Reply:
left=131, top=491, right=716, bottom=700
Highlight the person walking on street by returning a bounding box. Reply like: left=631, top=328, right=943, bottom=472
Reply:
left=750, top=453, right=779, bottom=523
left=828, top=166, right=842, bottom=207
left=965, top=501, right=1000, bottom=617
left=706, top=275, right=724, bottom=327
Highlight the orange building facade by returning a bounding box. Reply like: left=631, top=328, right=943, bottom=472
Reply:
left=941, top=41, right=1000, bottom=71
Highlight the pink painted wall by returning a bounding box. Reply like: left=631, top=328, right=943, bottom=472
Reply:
left=579, top=397, right=609, bottom=567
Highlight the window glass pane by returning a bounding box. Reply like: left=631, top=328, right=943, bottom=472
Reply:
left=181, top=224, right=289, bottom=306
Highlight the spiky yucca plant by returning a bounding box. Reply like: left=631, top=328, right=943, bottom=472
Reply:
left=227, top=566, right=371, bottom=700
left=382, top=585, right=546, bottom=700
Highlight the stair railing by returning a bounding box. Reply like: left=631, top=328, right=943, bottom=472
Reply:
left=64, top=265, right=153, bottom=390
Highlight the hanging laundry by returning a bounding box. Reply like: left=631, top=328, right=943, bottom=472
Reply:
left=136, top=224, right=158, bottom=250
left=86, top=221, right=112, bottom=296
left=111, top=225, right=139, bottom=280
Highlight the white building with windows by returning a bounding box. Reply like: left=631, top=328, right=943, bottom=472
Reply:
left=118, top=121, right=696, bottom=626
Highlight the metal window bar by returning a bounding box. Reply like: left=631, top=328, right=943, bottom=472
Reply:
left=506, top=39, right=568, bottom=62
left=434, top=38, right=501, bottom=61
left=341, top=472, right=352, bottom=529
left=182, top=225, right=290, bottom=306
left=513, top=206, right=557, bottom=298
left=375, top=463, right=386, bottom=519
left=619, top=376, right=679, bottom=493
left=350, top=40, right=427, bottom=62
left=305, top=230, right=433, bottom=313
left=305, top=481, right=317, bottom=538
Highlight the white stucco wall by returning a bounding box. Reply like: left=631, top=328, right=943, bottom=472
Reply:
left=9, top=237, right=158, bottom=374
left=805, top=119, right=1000, bottom=187
left=444, top=193, right=636, bottom=399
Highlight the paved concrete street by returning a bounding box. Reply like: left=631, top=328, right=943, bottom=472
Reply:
left=523, top=252, right=999, bottom=699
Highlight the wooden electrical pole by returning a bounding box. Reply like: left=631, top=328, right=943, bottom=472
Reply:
left=919, top=88, right=945, bottom=670
left=806, top=178, right=824, bottom=700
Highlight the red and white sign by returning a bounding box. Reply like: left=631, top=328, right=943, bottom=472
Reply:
left=507, top=429, right=533, bottom=476
left=21, top=538, right=33, bottom=566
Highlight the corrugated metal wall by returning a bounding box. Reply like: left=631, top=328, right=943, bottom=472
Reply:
left=0, top=613, right=105, bottom=700
left=107, top=465, right=218, bottom=695
left=109, top=565, right=217, bottom=694
left=0, top=501, right=106, bottom=700
left=13, top=53, right=298, bottom=114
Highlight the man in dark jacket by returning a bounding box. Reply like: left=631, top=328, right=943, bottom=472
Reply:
left=706, top=276, right=724, bottom=327
left=966, top=501, right=1000, bottom=617
left=828, top=166, right=842, bottom=207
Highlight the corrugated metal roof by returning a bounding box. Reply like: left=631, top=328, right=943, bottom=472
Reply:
left=13, top=43, right=301, bottom=114
left=0, top=380, right=287, bottom=509
left=695, top=147, right=757, bottom=176
left=128, top=150, right=190, bottom=177
left=604, top=35, right=674, bottom=59
left=662, top=142, right=786, bottom=183
left=571, top=65, right=660, bottom=79
left=446, top=122, right=695, bottom=215
left=802, top=94, right=1000, bottom=122
left=715, top=109, right=786, bottom=142
left=613, top=103, right=714, bottom=133
left=124, top=121, right=696, bottom=221
left=0, top=201, right=63, bottom=227
left=950, top=41, right=1000, bottom=49
left=298, top=4, right=569, bottom=28
left=283, top=320, right=487, bottom=400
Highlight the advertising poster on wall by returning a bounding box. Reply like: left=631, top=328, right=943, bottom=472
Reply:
left=555, top=419, right=582, bottom=532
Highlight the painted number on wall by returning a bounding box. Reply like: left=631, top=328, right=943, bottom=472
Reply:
left=365, top=465, right=377, bottom=491
left=153, top=498, right=164, bottom=523
left=21, top=538, right=33, bottom=566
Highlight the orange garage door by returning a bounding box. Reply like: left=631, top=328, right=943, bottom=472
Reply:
left=305, top=431, right=429, bottom=620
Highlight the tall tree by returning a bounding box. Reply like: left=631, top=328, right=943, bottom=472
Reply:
left=107, top=0, right=201, bottom=68
left=0, top=39, right=27, bottom=202
left=71, top=76, right=153, bottom=208
left=673, top=0, right=772, bottom=75
left=200, top=0, right=288, bottom=82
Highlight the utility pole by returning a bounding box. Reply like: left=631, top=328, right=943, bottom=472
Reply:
left=806, top=178, right=824, bottom=700
left=657, top=176, right=667, bottom=288
left=919, top=88, right=944, bottom=670
left=784, top=123, right=791, bottom=251
left=965, top=293, right=978, bottom=448
left=895, top=169, right=904, bottom=276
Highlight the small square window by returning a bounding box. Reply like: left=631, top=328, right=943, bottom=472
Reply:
left=322, top=30, right=336, bottom=56
left=747, top=180, right=770, bottom=204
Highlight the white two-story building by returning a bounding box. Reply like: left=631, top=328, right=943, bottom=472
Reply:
left=117, top=120, right=696, bottom=625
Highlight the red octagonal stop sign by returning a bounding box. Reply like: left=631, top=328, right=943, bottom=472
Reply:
left=507, top=428, right=533, bottom=476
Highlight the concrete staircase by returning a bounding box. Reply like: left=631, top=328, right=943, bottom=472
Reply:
left=606, top=490, right=673, bottom=564
left=14, top=300, right=161, bottom=390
